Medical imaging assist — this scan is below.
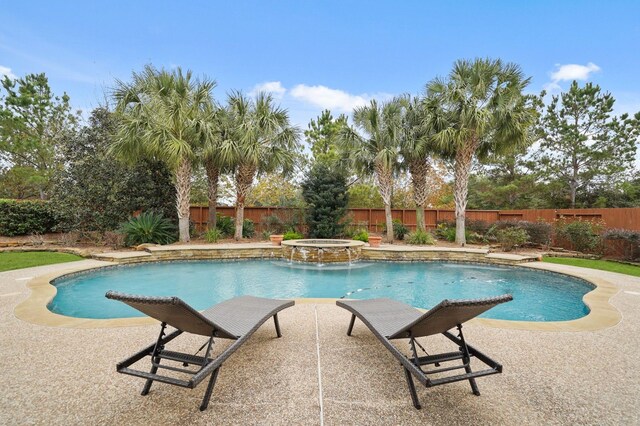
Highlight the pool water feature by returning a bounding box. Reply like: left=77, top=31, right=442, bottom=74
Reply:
left=49, top=260, right=593, bottom=322
left=281, top=239, right=364, bottom=264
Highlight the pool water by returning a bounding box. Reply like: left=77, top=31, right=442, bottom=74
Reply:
left=49, top=260, right=593, bottom=321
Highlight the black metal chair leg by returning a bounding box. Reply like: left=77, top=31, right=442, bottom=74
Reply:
left=141, top=365, right=158, bottom=396
left=457, top=324, right=480, bottom=396
left=347, top=314, right=356, bottom=336
left=141, top=322, right=167, bottom=396
left=199, top=367, right=220, bottom=411
left=273, top=313, right=282, bottom=338
left=403, top=367, right=422, bottom=409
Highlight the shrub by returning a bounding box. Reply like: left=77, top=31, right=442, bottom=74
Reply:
left=301, top=163, right=349, bottom=238
left=263, top=214, right=285, bottom=234
left=384, top=219, right=409, bottom=240
left=496, top=228, right=529, bottom=251
left=407, top=230, right=435, bottom=245
left=602, top=229, right=640, bottom=261
left=204, top=228, right=223, bottom=243
left=486, top=220, right=552, bottom=247
left=466, top=220, right=491, bottom=235
left=435, top=222, right=456, bottom=242
left=242, top=219, right=255, bottom=238
left=0, top=200, right=59, bottom=236
left=352, top=229, right=369, bottom=243
left=120, top=212, right=177, bottom=246
left=555, top=218, right=604, bottom=253
left=283, top=230, right=304, bottom=240
left=103, top=231, right=125, bottom=249
left=215, top=214, right=235, bottom=237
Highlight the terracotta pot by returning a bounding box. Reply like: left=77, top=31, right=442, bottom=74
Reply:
left=270, top=234, right=284, bottom=246
left=368, top=236, right=382, bottom=248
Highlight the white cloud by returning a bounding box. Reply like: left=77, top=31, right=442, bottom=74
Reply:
left=249, top=81, right=286, bottom=99
left=289, top=84, right=391, bottom=113
left=0, top=65, right=17, bottom=79
left=550, top=62, right=600, bottom=82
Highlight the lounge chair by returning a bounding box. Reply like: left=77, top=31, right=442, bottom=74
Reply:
left=105, top=292, right=294, bottom=411
left=336, top=295, right=513, bottom=409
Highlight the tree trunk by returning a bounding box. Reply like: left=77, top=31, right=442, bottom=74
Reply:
left=410, top=159, right=430, bottom=232
left=234, top=163, right=256, bottom=241
left=375, top=162, right=394, bottom=243
left=453, top=140, right=477, bottom=246
left=205, top=159, right=220, bottom=230
left=175, top=158, right=192, bottom=243
left=416, top=206, right=425, bottom=233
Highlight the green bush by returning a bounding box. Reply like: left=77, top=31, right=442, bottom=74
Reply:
left=242, top=219, right=255, bottom=238
left=283, top=230, right=304, bottom=240
left=215, top=214, right=235, bottom=237
left=204, top=228, right=223, bottom=243
left=0, top=200, right=59, bottom=236
left=384, top=219, right=409, bottom=240
left=352, top=229, right=369, bottom=243
left=496, top=227, right=530, bottom=251
left=407, top=230, right=435, bottom=245
left=555, top=218, right=603, bottom=253
left=120, top=212, right=177, bottom=246
left=435, top=221, right=474, bottom=242
left=301, top=163, right=349, bottom=238
left=487, top=220, right=552, bottom=246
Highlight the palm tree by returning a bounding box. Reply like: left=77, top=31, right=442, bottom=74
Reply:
left=219, top=91, right=301, bottom=240
left=201, top=104, right=232, bottom=230
left=398, top=95, right=434, bottom=232
left=111, top=65, right=216, bottom=242
left=340, top=100, right=402, bottom=243
left=425, top=58, right=536, bottom=245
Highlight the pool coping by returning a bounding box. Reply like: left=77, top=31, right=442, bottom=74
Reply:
left=14, top=250, right=621, bottom=332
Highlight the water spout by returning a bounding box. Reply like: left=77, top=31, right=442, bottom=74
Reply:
left=346, top=248, right=352, bottom=265
left=289, top=246, right=297, bottom=264
left=318, top=248, right=324, bottom=267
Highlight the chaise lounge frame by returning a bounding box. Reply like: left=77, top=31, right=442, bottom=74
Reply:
left=336, top=294, right=513, bottom=409
left=106, top=292, right=294, bottom=411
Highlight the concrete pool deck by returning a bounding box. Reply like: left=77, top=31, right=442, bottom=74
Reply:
left=2, top=259, right=640, bottom=424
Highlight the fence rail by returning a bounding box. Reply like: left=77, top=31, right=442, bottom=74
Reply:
left=190, top=206, right=640, bottom=234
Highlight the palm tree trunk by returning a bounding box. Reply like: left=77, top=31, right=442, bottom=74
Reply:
left=410, top=159, right=430, bottom=232
left=375, top=162, right=394, bottom=243
left=205, top=159, right=219, bottom=230
left=175, top=158, right=192, bottom=242
left=453, top=140, right=477, bottom=246
left=234, top=163, right=255, bottom=241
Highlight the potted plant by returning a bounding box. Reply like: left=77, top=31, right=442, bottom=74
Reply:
left=269, top=234, right=284, bottom=246
left=368, top=235, right=382, bottom=248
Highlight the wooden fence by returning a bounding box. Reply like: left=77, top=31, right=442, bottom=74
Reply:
left=190, top=206, right=640, bottom=234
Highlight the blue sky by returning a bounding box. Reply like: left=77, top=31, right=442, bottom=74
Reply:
left=2, top=0, right=639, bottom=129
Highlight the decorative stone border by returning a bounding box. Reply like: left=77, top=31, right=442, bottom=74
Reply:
left=13, top=244, right=621, bottom=331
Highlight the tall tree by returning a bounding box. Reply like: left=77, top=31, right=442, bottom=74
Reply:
left=302, top=163, right=349, bottom=238
left=220, top=91, right=301, bottom=240
left=305, top=109, right=349, bottom=166
left=425, top=58, right=536, bottom=245
left=398, top=95, right=434, bottom=232
left=536, top=81, right=640, bottom=207
left=111, top=65, right=216, bottom=242
left=50, top=107, right=176, bottom=232
left=0, top=73, right=79, bottom=199
left=340, top=100, right=402, bottom=242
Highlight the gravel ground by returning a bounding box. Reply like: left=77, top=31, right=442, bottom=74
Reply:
left=1, top=260, right=640, bottom=425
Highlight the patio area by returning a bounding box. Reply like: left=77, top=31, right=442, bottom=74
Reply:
left=1, top=259, right=640, bottom=425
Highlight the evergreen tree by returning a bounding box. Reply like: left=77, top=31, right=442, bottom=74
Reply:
left=301, top=163, right=349, bottom=238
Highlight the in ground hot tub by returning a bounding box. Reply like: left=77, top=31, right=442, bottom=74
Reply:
left=281, top=239, right=365, bottom=263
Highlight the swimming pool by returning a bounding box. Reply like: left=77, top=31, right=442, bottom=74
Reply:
left=49, top=260, right=593, bottom=322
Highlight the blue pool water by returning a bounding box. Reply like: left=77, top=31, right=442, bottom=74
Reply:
left=49, top=260, right=593, bottom=321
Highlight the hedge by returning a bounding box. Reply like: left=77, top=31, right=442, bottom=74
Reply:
left=0, top=199, right=59, bottom=236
